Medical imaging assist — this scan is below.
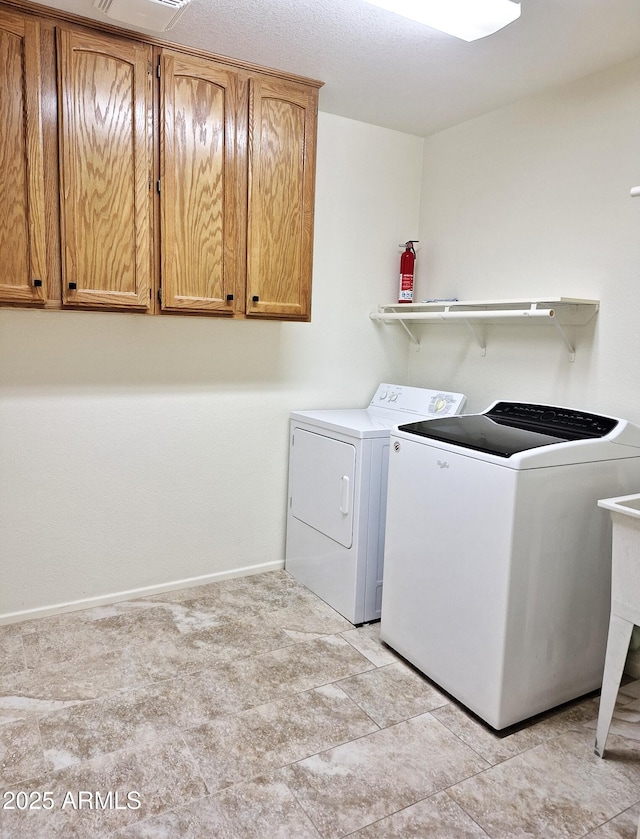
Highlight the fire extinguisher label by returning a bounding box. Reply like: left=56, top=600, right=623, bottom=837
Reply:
left=399, top=274, right=413, bottom=302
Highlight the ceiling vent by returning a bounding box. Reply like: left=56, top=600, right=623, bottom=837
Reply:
left=93, top=0, right=192, bottom=31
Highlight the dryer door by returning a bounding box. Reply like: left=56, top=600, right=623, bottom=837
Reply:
left=289, top=428, right=356, bottom=548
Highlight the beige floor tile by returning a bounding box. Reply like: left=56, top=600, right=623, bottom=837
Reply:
left=432, top=693, right=600, bottom=766
left=340, top=623, right=400, bottom=667
left=0, top=636, right=25, bottom=678
left=143, top=569, right=308, bottom=614
left=584, top=696, right=640, bottom=744
left=21, top=632, right=61, bottom=670
left=18, top=607, right=180, bottom=668
left=150, top=593, right=266, bottom=629
left=0, top=716, right=46, bottom=786
left=3, top=571, right=640, bottom=838
left=338, top=661, right=449, bottom=727
left=268, top=594, right=354, bottom=641
left=448, top=729, right=640, bottom=837
left=112, top=775, right=322, bottom=838
left=285, top=712, right=489, bottom=838
left=586, top=802, right=640, bottom=838
left=1, top=611, right=86, bottom=638
left=618, top=680, right=640, bottom=704
left=123, top=665, right=263, bottom=731
left=139, top=583, right=229, bottom=605
left=38, top=690, right=179, bottom=771
left=133, top=613, right=294, bottom=680
left=132, top=634, right=374, bottom=731
left=0, top=735, right=207, bottom=839
left=0, top=645, right=150, bottom=723
left=349, top=790, right=490, bottom=837
left=182, top=684, right=379, bottom=792
left=229, top=634, right=375, bottom=702
left=127, top=659, right=281, bottom=731
left=218, top=570, right=316, bottom=612
left=36, top=635, right=377, bottom=773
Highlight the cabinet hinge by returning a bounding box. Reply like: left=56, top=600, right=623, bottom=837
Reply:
left=148, top=177, right=152, bottom=191
left=158, top=288, right=162, bottom=304
left=147, top=60, right=151, bottom=75
left=156, top=179, right=161, bottom=194
left=156, top=62, right=161, bottom=79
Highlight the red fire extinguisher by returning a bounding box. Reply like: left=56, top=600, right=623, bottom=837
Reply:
left=398, top=240, right=418, bottom=303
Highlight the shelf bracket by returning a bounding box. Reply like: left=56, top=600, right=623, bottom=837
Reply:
left=524, top=301, right=577, bottom=361
left=461, top=317, right=486, bottom=357
left=371, top=307, right=421, bottom=348
left=550, top=316, right=576, bottom=362
left=397, top=317, right=420, bottom=348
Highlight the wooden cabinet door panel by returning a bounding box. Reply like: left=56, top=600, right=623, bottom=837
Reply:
left=160, top=51, right=242, bottom=313
left=246, top=77, right=317, bottom=321
left=0, top=10, right=47, bottom=304
left=58, top=29, right=152, bottom=309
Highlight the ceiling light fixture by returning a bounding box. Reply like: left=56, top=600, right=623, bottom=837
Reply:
left=93, top=0, right=192, bottom=31
left=363, top=0, right=521, bottom=41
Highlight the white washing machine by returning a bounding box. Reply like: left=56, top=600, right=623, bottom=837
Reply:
left=380, top=401, right=640, bottom=730
left=285, top=383, right=467, bottom=624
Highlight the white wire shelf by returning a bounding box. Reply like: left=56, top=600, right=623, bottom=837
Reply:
left=369, top=297, right=600, bottom=361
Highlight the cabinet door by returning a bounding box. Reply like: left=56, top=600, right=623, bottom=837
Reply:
left=246, top=77, right=317, bottom=321
left=159, top=51, right=243, bottom=313
left=57, top=29, right=153, bottom=310
left=0, top=10, right=47, bottom=304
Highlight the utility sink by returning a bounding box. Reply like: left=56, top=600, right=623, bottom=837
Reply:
left=598, top=493, right=640, bottom=518
left=597, top=494, right=640, bottom=610
left=594, top=492, right=640, bottom=758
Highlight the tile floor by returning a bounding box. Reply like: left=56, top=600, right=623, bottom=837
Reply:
left=1, top=569, right=640, bottom=838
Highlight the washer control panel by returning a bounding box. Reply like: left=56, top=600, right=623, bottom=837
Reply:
left=487, top=401, right=618, bottom=439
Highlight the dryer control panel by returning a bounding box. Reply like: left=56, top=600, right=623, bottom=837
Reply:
left=369, top=383, right=466, bottom=418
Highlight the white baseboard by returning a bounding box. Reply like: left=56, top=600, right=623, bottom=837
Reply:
left=0, top=559, right=285, bottom=627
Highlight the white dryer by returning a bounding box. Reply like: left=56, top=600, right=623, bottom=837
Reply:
left=285, top=383, right=466, bottom=624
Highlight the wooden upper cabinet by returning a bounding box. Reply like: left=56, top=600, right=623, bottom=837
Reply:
left=246, top=77, right=318, bottom=321
left=0, top=10, right=47, bottom=305
left=0, top=3, right=321, bottom=319
left=159, top=50, right=244, bottom=313
left=57, top=28, right=153, bottom=310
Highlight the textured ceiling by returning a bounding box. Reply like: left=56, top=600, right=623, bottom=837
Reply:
left=30, top=0, right=640, bottom=137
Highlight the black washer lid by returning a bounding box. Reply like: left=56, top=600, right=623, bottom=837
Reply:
left=397, top=402, right=618, bottom=458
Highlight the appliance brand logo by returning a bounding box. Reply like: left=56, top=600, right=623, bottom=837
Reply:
left=437, top=460, right=449, bottom=469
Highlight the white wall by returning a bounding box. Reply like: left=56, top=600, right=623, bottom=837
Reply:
left=409, top=56, right=640, bottom=420
left=0, top=112, right=423, bottom=622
